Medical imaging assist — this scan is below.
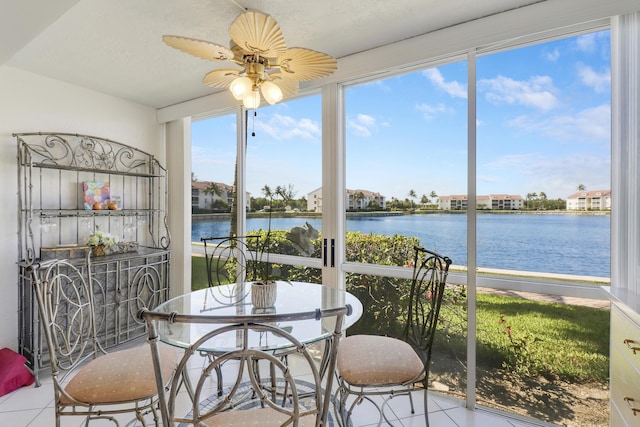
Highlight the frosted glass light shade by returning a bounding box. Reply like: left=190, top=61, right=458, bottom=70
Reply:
left=243, top=90, right=261, bottom=109
left=261, top=81, right=283, bottom=105
left=230, top=76, right=252, bottom=100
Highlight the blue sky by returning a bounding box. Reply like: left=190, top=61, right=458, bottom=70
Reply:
left=192, top=30, right=610, bottom=201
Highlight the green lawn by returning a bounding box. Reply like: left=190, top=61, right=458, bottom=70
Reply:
left=192, top=255, right=209, bottom=291
left=475, top=293, right=609, bottom=381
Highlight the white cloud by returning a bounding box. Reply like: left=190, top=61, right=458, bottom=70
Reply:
left=347, top=113, right=378, bottom=137
left=423, top=68, right=467, bottom=99
left=545, top=48, right=560, bottom=62
left=506, top=104, right=610, bottom=142
left=577, top=63, right=610, bottom=93
left=575, top=33, right=597, bottom=53
left=479, top=75, right=559, bottom=111
left=254, top=114, right=320, bottom=140
left=478, top=175, right=499, bottom=184
left=416, top=102, right=451, bottom=120
left=483, top=153, right=537, bottom=170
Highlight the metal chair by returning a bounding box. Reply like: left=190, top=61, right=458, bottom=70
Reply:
left=27, top=255, right=178, bottom=427
left=201, top=235, right=261, bottom=289
left=138, top=304, right=351, bottom=426
left=200, top=235, right=266, bottom=394
left=334, top=246, right=452, bottom=427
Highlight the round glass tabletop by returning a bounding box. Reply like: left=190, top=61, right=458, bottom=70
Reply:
left=154, top=281, right=363, bottom=352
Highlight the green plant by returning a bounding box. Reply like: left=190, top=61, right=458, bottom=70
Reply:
left=86, top=225, right=117, bottom=247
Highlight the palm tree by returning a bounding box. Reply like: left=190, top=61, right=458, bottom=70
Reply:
left=539, top=191, right=548, bottom=210
left=408, top=189, right=417, bottom=209
left=421, top=194, right=429, bottom=207
left=203, top=182, right=223, bottom=211
left=262, top=185, right=273, bottom=199
left=390, top=197, right=399, bottom=209
left=275, top=184, right=296, bottom=209
left=204, top=182, right=222, bottom=197
left=525, top=192, right=534, bottom=209
left=578, top=184, right=586, bottom=191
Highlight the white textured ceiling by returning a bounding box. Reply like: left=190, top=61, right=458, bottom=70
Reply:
left=2, top=0, right=552, bottom=108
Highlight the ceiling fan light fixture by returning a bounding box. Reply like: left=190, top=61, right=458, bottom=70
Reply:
left=229, top=76, right=253, bottom=100
left=261, top=81, right=283, bottom=105
left=243, top=89, right=261, bottom=109
left=163, top=10, right=337, bottom=110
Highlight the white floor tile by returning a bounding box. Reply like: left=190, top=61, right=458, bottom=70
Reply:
left=445, top=406, right=518, bottom=427
left=0, top=383, right=54, bottom=411
left=27, top=407, right=84, bottom=427
left=403, top=409, right=459, bottom=426
left=1, top=408, right=41, bottom=426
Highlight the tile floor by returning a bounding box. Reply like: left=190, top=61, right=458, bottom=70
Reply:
left=0, top=352, right=551, bottom=427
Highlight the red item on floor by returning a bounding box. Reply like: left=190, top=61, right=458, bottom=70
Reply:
left=0, top=348, right=34, bottom=396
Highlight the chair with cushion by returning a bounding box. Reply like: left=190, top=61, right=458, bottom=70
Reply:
left=28, top=255, right=177, bottom=427
left=334, top=246, right=451, bottom=427
left=138, top=303, right=351, bottom=427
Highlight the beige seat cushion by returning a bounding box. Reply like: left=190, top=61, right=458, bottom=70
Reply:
left=61, top=344, right=178, bottom=405
left=203, top=407, right=316, bottom=426
left=337, top=335, right=424, bottom=386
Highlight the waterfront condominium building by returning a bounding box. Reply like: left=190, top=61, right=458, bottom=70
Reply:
left=307, top=188, right=386, bottom=212
left=438, top=194, right=524, bottom=210
left=566, top=190, right=612, bottom=210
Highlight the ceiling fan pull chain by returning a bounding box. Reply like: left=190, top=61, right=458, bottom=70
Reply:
left=251, top=110, right=256, bottom=137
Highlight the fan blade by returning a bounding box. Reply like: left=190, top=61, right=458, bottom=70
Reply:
left=202, top=69, right=243, bottom=88
left=228, top=11, right=286, bottom=58
left=269, top=73, right=299, bottom=99
left=163, top=35, right=235, bottom=61
left=277, top=47, right=337, bottom=81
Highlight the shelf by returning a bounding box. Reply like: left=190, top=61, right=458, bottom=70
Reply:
left=31, top=209, right=164, bottom=218
left=23, top=161, right=166, bottom=178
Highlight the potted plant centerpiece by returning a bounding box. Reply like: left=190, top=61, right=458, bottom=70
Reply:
left=251, top=189, right=289, bottom=309
left=86, top=225, right=118, bottom=257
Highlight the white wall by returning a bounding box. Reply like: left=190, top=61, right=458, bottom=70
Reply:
left=0, top=65, right=164, bottom=350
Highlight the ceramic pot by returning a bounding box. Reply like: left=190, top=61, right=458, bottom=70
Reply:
left=251, top=281, right=277, bottom=308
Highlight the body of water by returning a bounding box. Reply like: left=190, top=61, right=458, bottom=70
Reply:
left=192, top=213, right=610, bottom=278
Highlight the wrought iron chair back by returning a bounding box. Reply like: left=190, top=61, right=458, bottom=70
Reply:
left=30, top=257, right=96, bottom=386
left=28, top=254, right=172, bottom=426
left=403, top=246, right=452, bottom=380
left=201, top=235, right=261, bottom=287
left=139, top=305, right=350, bottom=426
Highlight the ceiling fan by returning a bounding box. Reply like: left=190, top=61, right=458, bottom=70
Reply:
left=163, top=10, right=338, bottom=109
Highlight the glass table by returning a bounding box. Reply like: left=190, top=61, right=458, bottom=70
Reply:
left=145, top=281, right=362, bottom=424
left=153, top=281, right=363, bottom=353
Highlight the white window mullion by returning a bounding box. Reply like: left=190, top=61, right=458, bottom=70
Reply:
left=321, top=83, right=346, bottom=289
left=611, top=12, right=640, bottom=293
left=467, top=49, right=478, bottom=411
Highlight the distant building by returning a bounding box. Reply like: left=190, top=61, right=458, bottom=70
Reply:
left=438, top=194, right=523, bottom=210
left=347, top=189, right=386, bottom=211
left=307, top=187, right=323, bottom=212
left=438, top=195, right=468, bottom=210
left=307, top=188, right=386, bottom=212
left=192, top=181, right=251, bottom=211
left=566, top=190, right=611, bottom=210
